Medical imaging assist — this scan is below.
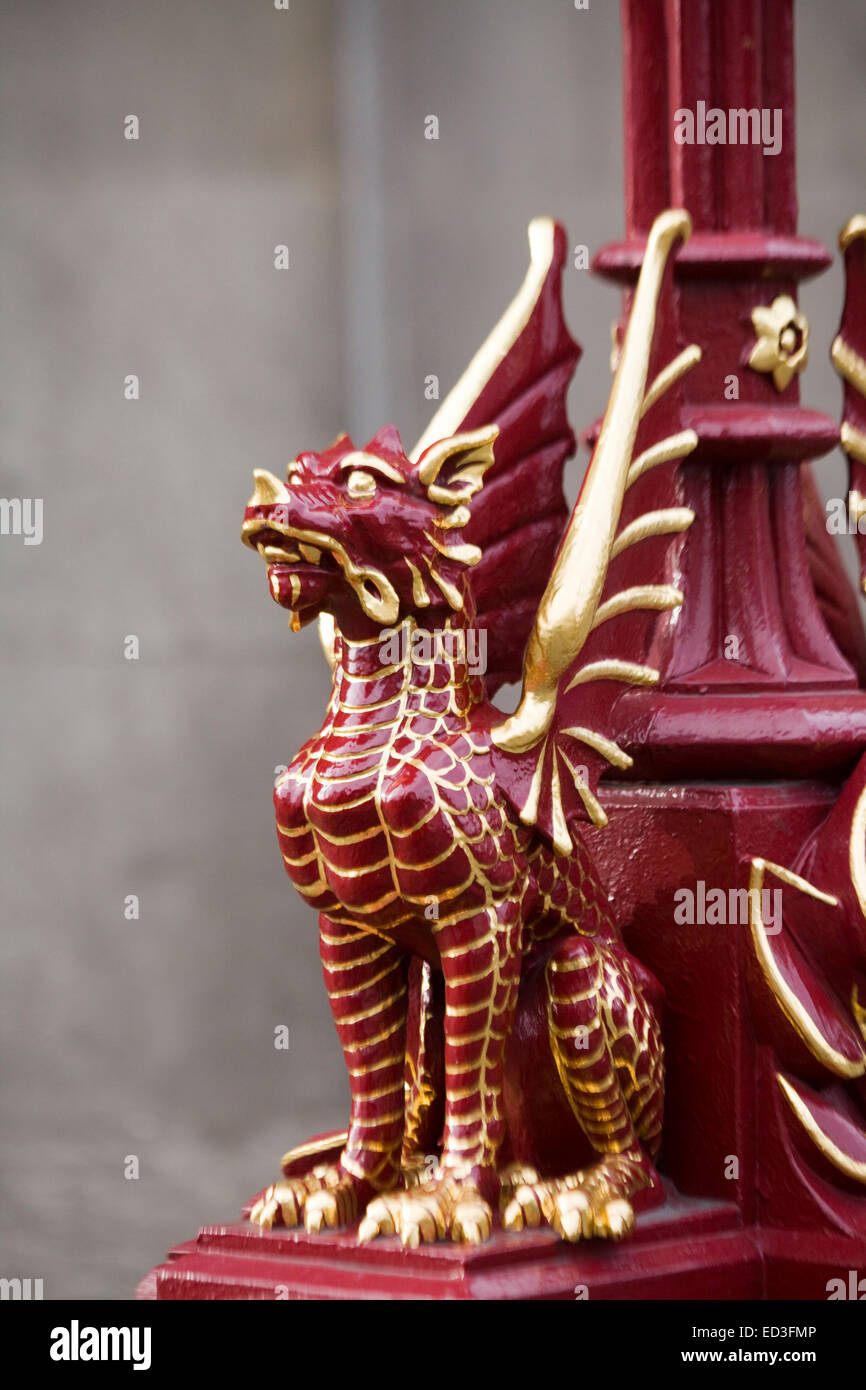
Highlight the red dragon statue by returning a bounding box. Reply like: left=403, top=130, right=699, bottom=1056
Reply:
left=240, top=210, right=703, bottom=1247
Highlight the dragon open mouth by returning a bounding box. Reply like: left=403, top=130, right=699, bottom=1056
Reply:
left=242, top=515, right=400, bottom=626
left=257, top=542, right=323, bottom=566
left=250, top=533, right=340, bottom=618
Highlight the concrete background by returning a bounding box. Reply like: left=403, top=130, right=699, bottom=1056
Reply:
left=1, top=0, right=864, bottom=1299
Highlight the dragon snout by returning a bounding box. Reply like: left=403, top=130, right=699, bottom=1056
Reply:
left=241, top=471, right=343, bottom=621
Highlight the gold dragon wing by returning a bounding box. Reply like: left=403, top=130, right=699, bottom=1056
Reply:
left=492, top=209, right=701, bottom=853
left=832, top=215, right=866, bottom=587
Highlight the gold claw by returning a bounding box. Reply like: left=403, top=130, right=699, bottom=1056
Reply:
left=556, top=1207, right=585, bottom=1243
left=554, top=1188, right=593, bottom=1242
left=250, top=1182, right=303, bottom=1231
left=305, top=1207, right=325, bottom=1234
left=399, top=1199, right=438, bottom=1246
left=402, top=1222, right=423, bottom=1250
left=357, top=1217, right=380, bottom=1244
left=501, top=1199, right=523, bottom=1232
left=514, top=1184, right=542, bottom=1228
left=249, top=1191, right=277, bottom=1230
left=453, top=1199, right=492, bottom=1244
left=359, top=1196, right=396, bottom=1240
left=602, top=1198, right=634, bottom=1241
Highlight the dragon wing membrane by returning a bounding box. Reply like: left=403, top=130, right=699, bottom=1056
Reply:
left=492, top=210, right=701, bottom=854
left=411, top=219, right=581, bottom=695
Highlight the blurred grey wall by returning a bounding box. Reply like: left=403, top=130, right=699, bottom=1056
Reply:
left=1, top=0, right=864, bottom=1299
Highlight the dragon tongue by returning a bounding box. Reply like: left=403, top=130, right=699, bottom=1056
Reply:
left=268, top=567, right=331, bottom=611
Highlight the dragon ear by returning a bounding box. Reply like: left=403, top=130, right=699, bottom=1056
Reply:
left=416, top=426, right=498, bottom=509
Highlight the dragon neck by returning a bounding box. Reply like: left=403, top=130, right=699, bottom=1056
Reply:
left=329, top=613, right=484, bottom=721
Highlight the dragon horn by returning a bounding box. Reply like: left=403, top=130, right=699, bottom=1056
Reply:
left=492, top=208, right=692, bottom=754
left=248, top=469, right=291, bottom=507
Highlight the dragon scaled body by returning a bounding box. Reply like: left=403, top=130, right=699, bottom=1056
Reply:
left=241, top=212, right=700, bottom=1245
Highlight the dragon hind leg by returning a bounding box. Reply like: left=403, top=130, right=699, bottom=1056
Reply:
left=502, top=934, right=664, bottom=1241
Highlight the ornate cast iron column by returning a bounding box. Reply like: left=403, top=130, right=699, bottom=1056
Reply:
left=595, top=0, right=866, bottom=779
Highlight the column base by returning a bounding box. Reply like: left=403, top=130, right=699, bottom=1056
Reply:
left=137, top=1183, right=866, bottom=1300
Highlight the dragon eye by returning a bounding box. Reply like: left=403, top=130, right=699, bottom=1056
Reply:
left=347, top=469, right=377, bottom=499
left=286, top=461, right=303, bottom=485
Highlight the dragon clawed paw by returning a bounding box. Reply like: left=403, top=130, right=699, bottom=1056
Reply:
left=502, top=1182, right=634, bottom=1242
left=251, top=1154, right=653, bottom=1245
left=358, top=1175, right=492, bottom=1248
left=249, top=1163, right=365, bottom=1233
left=501, top=1154, right=652, bottom=1242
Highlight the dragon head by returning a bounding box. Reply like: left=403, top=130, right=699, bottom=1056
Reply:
left=241, top=423, right=497, bottom=636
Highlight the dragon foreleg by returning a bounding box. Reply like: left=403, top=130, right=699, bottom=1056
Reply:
left=360, top=899, right=523, bottom=1245
left=251, top=918, right=409, bottom=1232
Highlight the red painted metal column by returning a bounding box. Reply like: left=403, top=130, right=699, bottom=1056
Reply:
left=595, top=0, right=866, bottom=781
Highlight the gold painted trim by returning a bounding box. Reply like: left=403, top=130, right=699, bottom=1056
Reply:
left=425, top=561, right=464, bottom=611
left=840, top=423, right=866, bottom=467
left=627, top=430, right=698, bottom=487
left=839, top=214, right=866, bottom=252
left=549, top=749, right=571, bottom=852
left=641, top=345, right=702, bottom=418
left=280, top=1130, right=348, bottom=1170
left=566, top=659, right=659, bottom=693
left=424, top=531, right=483, bottom=567
left=848, top=777, right=866, bottom=923
left=492, top=209, right=693, bottom=755
left=405, top=558, right=431, bottom=607
left=338, top=452, right=406, bottom=484
left=242, top=517, right=400, bottom=625
left=748, top=295, right=809, bottom=393
left=416, top=427, right=498, bottom=492
left=777, top=1075, right=866, bottom=1185
left=559, top=746, right=607, bottom=831
left=560, top=725, right=633, bottom=769
left=590, top=584, right=682, bottom=632
left=437, top=504, right=471, bottom=530
left=346, top=469, right=377, bottom=500
left=610, top=508, right=695, bottom=560
left=748, top=859, right=861, bottom=1080
left=546, top=956, right=592, bottom=1132
left=410, top=219, right=557, bottom=463
left=519, top=737, right=548, bottom=825
left=831, top=335, right=866, bottom=396
left=248, top=468, right=290, bottom=507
